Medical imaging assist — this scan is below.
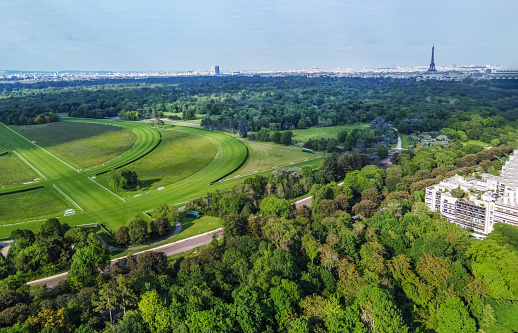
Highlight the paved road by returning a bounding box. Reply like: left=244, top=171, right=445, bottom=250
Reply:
left=295, top=196, right=313, bottom=209
left=27, top=228, right=223, bottom=288
left=380, top=136, right=402, bottom=165
left=0, top=240, right=13, bottom=257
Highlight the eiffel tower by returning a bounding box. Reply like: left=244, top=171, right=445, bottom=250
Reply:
left=427, top=46, right=437, bottom=72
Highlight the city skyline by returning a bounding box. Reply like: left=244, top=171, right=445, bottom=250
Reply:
left=1, top=1, right=517, bottom=72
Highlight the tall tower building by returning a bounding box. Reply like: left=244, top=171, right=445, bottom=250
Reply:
left=427, top=46, right=437, bottom=72
left=214, top=66, right=220, bottom=76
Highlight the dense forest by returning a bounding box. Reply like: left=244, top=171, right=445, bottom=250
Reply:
left=1, top=77, right=518, bottom=135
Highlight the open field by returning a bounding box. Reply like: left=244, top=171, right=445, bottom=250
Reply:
left=0, top=153, right=39, bottom=187
left=14, top=121, right=137, bottom=169
left=0, top=188, right=68, bottom=230
left=227, top=140, right=316, bottom=179
left=96, top=128, right=218, bottom=193
left=291, top=124, right=371, bottom=142
left=465, top=140, right=490, bottom=148
left=0, top=120, right=248, bottom=237
left=177, top=213, right=222, bottom=239
left=0, top=136, right=9, bottom=155
left=163, top=112, right=205, bottom=124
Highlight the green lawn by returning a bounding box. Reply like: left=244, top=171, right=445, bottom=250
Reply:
left=291, top=124, right=371, bottom=142
left=0, top=153, right=39, bottom=187
left=465, top=140, right=490, bottom=148
left=14, top=121, right=137, bottom=169
left=0, top=188, right=69, bottom=229
left=0, top=136, right=9, bottom=155
left=0, top=120, right=249, bottom=238
left=96, top=128, right=219, bottom=194
left=227, top=141, right=315, bottom=179
left=163, top=112, right=205, bottom=124
left=177, top=213, right=222, bottom=240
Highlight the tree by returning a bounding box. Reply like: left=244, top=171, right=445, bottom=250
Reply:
left=465, top=239, right=518, bottom=300
left=127, top=218, right=149, bottom=245
left=263, top=217, right=298, bottom=251
left=151, top=108, right=164, bottom=128
left=271, top=131, right=282, bottom=144
left=437, top=297, right=476, bottom=333
left=138, top=290, right=172, bottom=333
left=301, top=234, right=321, bottom=264
left=257, top=127, right=271, bottom=142
left=319, top=153, right=338, bottom=183
left=281, top=130, right=293, bottom=145
left=115, top=275, right=138, bottom=315
left=259, top=196, right=291, bottom=218
left=93, top=281, right=119, bottom=322
left=133, top=251, right=168, bottom=275
left=151, top=216, right=171, bottom=236
left=270, top=279, right=301, bottom=331
left=121, top=170, right=139, bottom=190
left=108, top=170, right=124, bottom=192
left=377, top=144, right=389, bottom=159
left=356, top=285, right=408, bottom=333
left=352, top=199, right=378, bottom=218
left=64, top=227, right=90, bottom=248
left=154, top=203, right=177, bottom=222
left=9, top=229, right=35, bottom=250
left=232, top=287, right=274, bottom=333
left=68, top=245, right=109, bottom=289
left=115, top=226, right=131, bottom=246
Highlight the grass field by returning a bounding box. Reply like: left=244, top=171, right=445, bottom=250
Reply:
left=0, top=136, right=10, bottom=155
left=103, top=128, right=218, bottom=193
left=163, top=112, right=205, bottom=124
left=291, top=124, right=371, bottom=142
left=177, top=212, right=222, bottom=240
left=227, top=141, right=316, bottom=179
left=465, top=140, right=490, bottom=148
left=14, top=121, right=137, bottom=169
left=0, top=153, right=39, bottom=187
left=0, top=188, right=68, bottom=227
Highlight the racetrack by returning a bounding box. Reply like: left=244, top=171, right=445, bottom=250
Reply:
left=0, top=120, right=248, bottom=236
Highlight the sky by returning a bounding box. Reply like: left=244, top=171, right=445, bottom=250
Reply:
left=1, top=0, right=517, bottom=72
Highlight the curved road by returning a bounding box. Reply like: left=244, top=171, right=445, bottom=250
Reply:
left=27, top=228, right=223, bottom=288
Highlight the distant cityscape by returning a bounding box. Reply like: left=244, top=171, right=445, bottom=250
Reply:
left=1, top=65, right=517, bottom=84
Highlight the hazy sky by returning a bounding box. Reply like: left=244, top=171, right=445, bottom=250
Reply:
left=1, top=0, right=517, bottom=71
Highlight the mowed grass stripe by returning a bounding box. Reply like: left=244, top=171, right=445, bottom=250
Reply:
left=12, top=151, right=47, bottom=180
left=3, top=123, right=79, bottom=172
left=0, top=123, right=77, bottom=181
left=14, top=121, right=137, bottom=170
left=0, top=122, right=255, bottom=237
left=57, top=126, right=248, bottom=232
left=0, top=153, right=40, bottom=187
left=52, top=184, right=84, bottom=211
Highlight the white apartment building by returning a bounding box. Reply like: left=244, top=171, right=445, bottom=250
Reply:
left=425, top=150, right=518, bottom=234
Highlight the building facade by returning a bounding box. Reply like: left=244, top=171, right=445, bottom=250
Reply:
left=425, top=150, right=518, bottom=234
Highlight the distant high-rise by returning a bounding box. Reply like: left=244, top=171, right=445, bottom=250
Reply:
left=427, top=46, right=437, bottom=72
left=214, top=66, right=220, bottom=76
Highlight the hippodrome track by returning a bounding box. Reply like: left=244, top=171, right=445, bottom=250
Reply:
left=0, top=119, right=322, bottom=237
